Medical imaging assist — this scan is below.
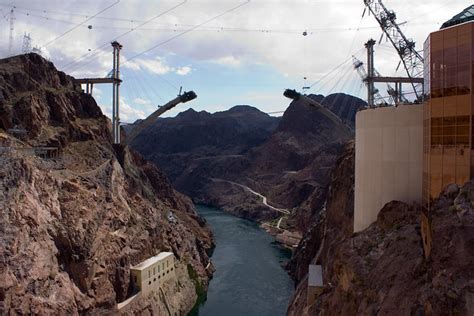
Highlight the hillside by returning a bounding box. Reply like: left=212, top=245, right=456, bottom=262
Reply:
left=131, top=92, right=364, bottom=234
left=287, top=142, right=474, bottom=315
left=131, top=105, right=280, bottom=181
left=0, top=53, right=214, bottom=315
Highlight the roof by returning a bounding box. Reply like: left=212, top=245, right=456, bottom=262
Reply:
left=308, top=265, right=323, bottom=287
left=131, top=252, right=174, bottom=271
left=441, top=5, right=474, bottom=29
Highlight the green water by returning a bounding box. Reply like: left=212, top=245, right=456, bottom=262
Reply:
left=191, top=205, right=294, bottom=316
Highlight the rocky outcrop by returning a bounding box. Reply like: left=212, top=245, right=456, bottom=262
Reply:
left=130, top=94, right=363, bottom=229
left=0, top=53, right=213, bottom=315
left=287, top=141, right=474, bottom=315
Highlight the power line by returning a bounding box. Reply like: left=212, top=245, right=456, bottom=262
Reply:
left=123, top=0, right=251, bottom=65
left=61, top=0, right=188, bottom=72
left=41, top=0, right=120, bottom=48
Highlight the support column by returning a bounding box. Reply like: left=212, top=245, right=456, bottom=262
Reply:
left=112, top=44, right=117, bottom=144
left=111, top=41, right=123, bottom=144
left=398, top=82, right=402, bottom=104
left=115, top=43, right=121, bottom=144
left=365, top=39, right=376, bottom=108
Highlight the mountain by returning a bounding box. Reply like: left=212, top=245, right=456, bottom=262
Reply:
left=0, top=53, right=213, bottom=315
left=131, top=105, right=280, bottom=181
left=130, top=92, right=365, bottom=234
left=287, top=142, right=474, bottom=315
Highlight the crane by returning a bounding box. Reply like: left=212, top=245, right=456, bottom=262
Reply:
left=363, top=0, right=424, bottom=101
left=124, top=91, right=197, bottom=146
left=352, top=56, right=408, bottom=105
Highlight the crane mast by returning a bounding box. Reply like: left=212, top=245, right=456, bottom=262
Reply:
left=352, top=56, right=408, bottom=105
left=363, top=0, right=424, bottom=100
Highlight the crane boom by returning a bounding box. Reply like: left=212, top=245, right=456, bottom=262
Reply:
left=283, top=89, right=350, bottom=129
left=363, top=0, right=424, bottom=100
left=124, top=91, right=197, bottom=145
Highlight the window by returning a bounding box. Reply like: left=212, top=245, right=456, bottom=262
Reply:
left=153, top=267, right=156, bottom=275
left=148, top=271, right=151, bottom=278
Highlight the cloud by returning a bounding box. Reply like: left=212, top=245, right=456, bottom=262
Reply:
left=1, top=0, right=470, bottom=117
left=124, top=57, right=172, bottom=75
left=213, top=56, right=242, bottom=68
left=176, top=66, right=192, bottom=75
left=133, top=97, right=151, bottom=105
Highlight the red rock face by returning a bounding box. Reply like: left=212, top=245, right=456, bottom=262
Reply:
left=0, top=54, right=214, bottom=314
left=287, top=142, right=474, bottom=315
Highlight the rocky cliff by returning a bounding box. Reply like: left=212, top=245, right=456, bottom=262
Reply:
left=130, top=94, right=363, bottom=232
left=287, top=141, right=474, bottom=315
left=0, top=53, right=213, bottom=315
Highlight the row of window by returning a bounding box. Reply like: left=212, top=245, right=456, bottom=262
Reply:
left=147, top=260, right=172, bottom=279
left=147, top=268, right=174, bottom=285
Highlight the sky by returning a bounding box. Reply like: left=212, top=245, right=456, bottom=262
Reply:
left=0, top=0, right=471, bottom=122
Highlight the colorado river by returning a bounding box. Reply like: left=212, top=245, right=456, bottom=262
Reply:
left=191, top=205, right=294, bottom=316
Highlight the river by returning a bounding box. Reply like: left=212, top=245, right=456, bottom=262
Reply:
left=191, top=205, right=294, bottom=316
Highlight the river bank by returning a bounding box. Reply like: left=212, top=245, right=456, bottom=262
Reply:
left=191, top=205, right=294, bottom=316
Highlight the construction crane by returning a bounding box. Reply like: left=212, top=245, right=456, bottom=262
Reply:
left=283, top=89, right=351, bottom=129
left=352, top=55, right=408, bottom=105
left=363, top=0, right=424, bottom=101
left=124, top=91, right=197, bottom=145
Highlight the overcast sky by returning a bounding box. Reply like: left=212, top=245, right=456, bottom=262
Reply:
left=0, top=0, right=471, bottom=121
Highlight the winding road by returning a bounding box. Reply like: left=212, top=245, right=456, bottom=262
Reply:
left=211, top=178, right=290, bottom=215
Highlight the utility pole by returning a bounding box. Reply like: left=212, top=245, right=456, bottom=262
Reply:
left=365, top=39, right=376, bottom=108
left=8, top=8, right=15, bottom=56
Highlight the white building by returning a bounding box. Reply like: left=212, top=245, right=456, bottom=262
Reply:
left=130, top=252, right=176, bottom=295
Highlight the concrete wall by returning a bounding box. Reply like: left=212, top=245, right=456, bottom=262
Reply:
left=131, top=255, right=176, bottom=295
left=354, top=104, right=423, bottom=232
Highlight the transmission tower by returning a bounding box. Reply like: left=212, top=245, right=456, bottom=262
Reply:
left=8, top=8, right=15, bottom=56
left=22, top=33, right=32, bottom=54
left=363, top=0, right=424, bottom=101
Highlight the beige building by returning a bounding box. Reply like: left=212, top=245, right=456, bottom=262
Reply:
left=130, top=252, right=175, bottom=295
left=354, top=104, right=424, bottom=232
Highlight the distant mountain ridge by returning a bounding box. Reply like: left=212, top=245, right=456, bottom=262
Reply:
left=130, top=92, right=366, bottom=229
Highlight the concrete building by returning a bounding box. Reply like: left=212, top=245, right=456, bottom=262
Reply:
left=354, top=6, right=474, bottom=232
left=307, top=265, right=324, bottom=306
left=130, top=252, right=175, bottom=295
left=422, top=8, right=474, bottom=210
left=354, top=104, right=424, bottom=232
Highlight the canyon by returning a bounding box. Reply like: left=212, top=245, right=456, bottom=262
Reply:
left=0, top=53, right=213, bottom=315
